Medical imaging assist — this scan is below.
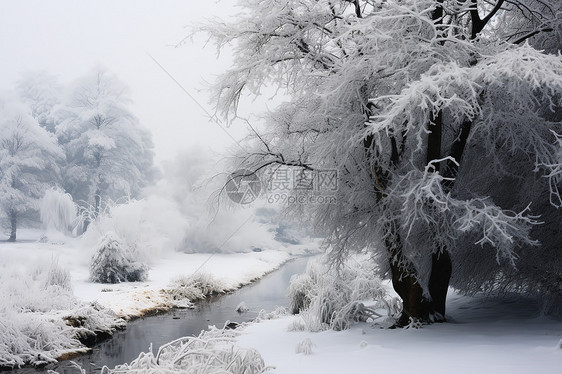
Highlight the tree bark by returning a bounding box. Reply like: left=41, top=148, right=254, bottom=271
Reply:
left=389, top=240, right=451, bottom=325
left=387, top=233, right=432, bottom=326
left=390, top=261, right=431, bottom=326
left=387, top=99, right=454, bottom=326
left=8, top=210, right=17, bottom=242
left=428, top=251, right=452, bottom=320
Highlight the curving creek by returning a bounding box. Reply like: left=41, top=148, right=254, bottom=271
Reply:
left=13, top=256, right=312, bottom=374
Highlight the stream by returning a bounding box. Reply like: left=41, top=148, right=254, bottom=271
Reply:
left=17, top=256, right=312, bottom=374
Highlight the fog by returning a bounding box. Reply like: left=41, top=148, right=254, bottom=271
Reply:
left=0, top=0, right=247, bottom=164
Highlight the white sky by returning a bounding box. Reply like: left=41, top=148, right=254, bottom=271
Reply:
left=0, top=0, right=253, bottom=164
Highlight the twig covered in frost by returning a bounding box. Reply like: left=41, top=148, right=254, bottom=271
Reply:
left=100, top=326, right=271, bottom=374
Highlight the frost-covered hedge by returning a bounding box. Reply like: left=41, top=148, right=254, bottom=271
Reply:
left=288, top=256, right=400, bottom=331
left=90, top=231, right=148, bottom=283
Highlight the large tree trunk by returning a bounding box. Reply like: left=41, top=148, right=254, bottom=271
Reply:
left=8, top=210, right=17, bottom=242
left=387, top=234, right=451, bottom=326
left=390, top=260, right=431, bottom=326
left=428, top=251, right=452, bottom=320
left=387, top=234, right=430, bottom=326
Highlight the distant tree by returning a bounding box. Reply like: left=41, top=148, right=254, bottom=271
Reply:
left=56, top=67, right=155, bottom=222
left=209, top=0, right=562, bottom=324
left=0, top=99, right=64, bottom=241
left=16, top=71, right=62, bottom=133
left=40, top=187, right=77, bottom=236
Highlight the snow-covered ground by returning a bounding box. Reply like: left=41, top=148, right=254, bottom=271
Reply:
left=1, top=229, right=304, bottom=317
left=1, top=230, right=560, bottom=373
left=234, top=292, right=562, bottom=374
left=101, top=255, right=561, bottom=374
left=0, top=228, right=318, bottom=369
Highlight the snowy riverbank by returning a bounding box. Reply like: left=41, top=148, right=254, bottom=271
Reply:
left=0, top=229, right=318, bottom=369
left=89, top=272, right=562, bottom=374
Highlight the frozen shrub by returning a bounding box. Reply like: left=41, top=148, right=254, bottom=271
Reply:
left=101, top=326, right=270, bottom=374
left=295, top=338, right=314, bottom=355
left=288, top=256, right=398, bottom=331
left=44, top=259, right=72, bottom=291
left=255, top=307, right=288, bottom=322
left=0, top=315, right=65, bottom=368
left=1, top=263, right=76, bottom=314
left=89, top=232, right=148, bottom=284
left=0, top=262, right=124, bottom=369
left=288, top=272, right=313, bottom=315
left=166, top=272, right=228, bottom=304
left=286, top=318, right=306, bottom=332
left=80, top=197, right=190, bottom=265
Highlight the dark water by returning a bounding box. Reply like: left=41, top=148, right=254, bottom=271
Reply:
left=16, top=256, right=311, bottom=374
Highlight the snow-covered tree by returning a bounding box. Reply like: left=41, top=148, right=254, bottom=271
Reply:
left=89, top=231, right=148, bottom=284
left=208, top=0, right=562, bottom=324
left=0, top=99, right=64, bottom=241
left=40, top=187, right=77, bottom=236
left=56, top=67, right=155, bottom=220
left=16, top=71, right=62, bottom=133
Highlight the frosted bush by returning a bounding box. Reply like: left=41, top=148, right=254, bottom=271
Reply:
left=81, top=197, right=190, bottom=265
left=295, top=338, right=314, bottom=355
left=255, top=307, right=288, bottom=322
left=286, top=318, right=306, bottom=332
left=0, top=261, right=77, bottom=314
left=288, top=256, right=398, bottom=331
left=89, top=231, right=148, bottom=284
left=0, top=314, right=65, bottom=368
left=100, top=326, right=270, bottom=374
left=0, top=263, right=124, bottom=369
left=44, top=259, right=72, bottom=291
left=166, top=273, right=229, bottom=306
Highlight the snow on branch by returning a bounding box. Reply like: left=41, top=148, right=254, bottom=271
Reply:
left=393, top=160, right=539, bottom=265
left=366, top=61, right=482, bottom=154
